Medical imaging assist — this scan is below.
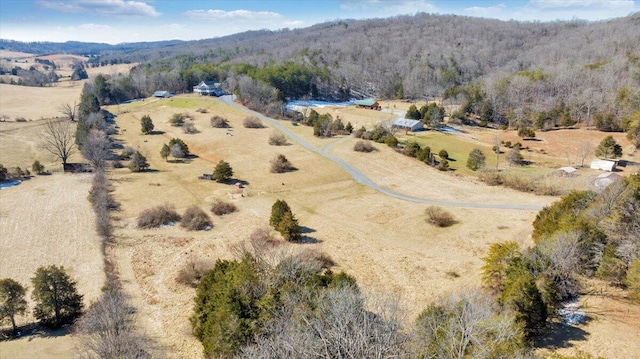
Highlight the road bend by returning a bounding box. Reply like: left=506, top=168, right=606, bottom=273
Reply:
left=219, top=96, right=545, bottom=211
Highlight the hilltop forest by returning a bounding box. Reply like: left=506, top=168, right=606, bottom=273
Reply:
left=2, top=12, right=640, bottom=142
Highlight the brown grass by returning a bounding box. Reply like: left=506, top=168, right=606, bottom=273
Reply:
left=0, top=174, right=106, bottom=357
left=4, top=87, right=637, bottom=358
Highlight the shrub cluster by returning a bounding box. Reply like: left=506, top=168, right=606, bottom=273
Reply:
left=424, top=206, right=456, bottom=227
left=180, top=205, right=212, bottom=231
left=243, top=116, right=264, bottom=128
left=210, top=115, right=230, bottom=128
left=211, top=199, right=237, bottom=216
left=300, top=109, right=352, bottom=137
left=268, top=131, right=287, bottom=145
left=478, top=170, right=559, bottom=195
left=169, top=113, right=186, bottom=126
left=137, top=203, right=181, bottom=229
left=182, top=122, right=199, bottom=134
left=175, top=257, right=214, bottom=288
left=353, top=140, right=375, bottom=152
left=270, top=154, right=295, bottom=173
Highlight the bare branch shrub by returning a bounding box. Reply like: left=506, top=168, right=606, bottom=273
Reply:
left=210, top=199, right=237, bottom=216
left=182, top=122, right=199, bottom=134
left=354, top=140, right=375, bottom=152
left=137, top=203, right=181, bottom=229
left=270, top=154, right=295, bottom=173
left=210, top=115, right=229, bottom=128
left=180, top=205, right=212, bottom=231
left=268, top=132, right=288, bottom=146
left=243, top=116, right=264, bottom=128
left=425, top=206, right=456, bottom=227
left=75, top=289, right=153, bottom=359
left=176, top=257, right=214, bottom=288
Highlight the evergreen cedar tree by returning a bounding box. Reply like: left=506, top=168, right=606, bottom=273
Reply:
left=31, top=265, right=83, bottom=328
left=212, top=160, right=233, bottom=182
left=269, top=199, right=300, bottom=241
left=160, top=143, right=170, bottom=161
left=466, top=148, right=486, bottom=171
left=596, top=135, right=623, bottom=158
left=190, top=253, right=356, bottom=358
left=128, top=151, right=149, bottom=172
left=140, top=115, right=154, bottom=134
left=0, top=278, right=28, bottom=335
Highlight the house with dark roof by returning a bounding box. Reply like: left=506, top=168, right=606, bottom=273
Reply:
left=153, top=90, right=171, bottom=98
left=354, top=99, right=380, bottom=110
left=193, top=81, right=224, bottom=96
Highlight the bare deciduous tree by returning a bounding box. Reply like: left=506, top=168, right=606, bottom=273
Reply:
left=81, top=129, right=111, bottom=170
left=578, top=141, right=593, bottom=167
left=39, top=120, right=77, bottom=167
left=75, top=289, right=153, bottom=359
left=59, top=102, right=78, bottom=122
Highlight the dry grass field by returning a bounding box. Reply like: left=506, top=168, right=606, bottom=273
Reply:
left=102, top=94, right=639, bottom=359
left=0, top=83, right=83, bottom=121
left=1, top=81, right=638, bottom=358
left=0, top=174, right=105, bottom=359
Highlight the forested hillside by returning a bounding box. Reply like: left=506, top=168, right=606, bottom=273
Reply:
left=2, top=13, right=639, bottom=137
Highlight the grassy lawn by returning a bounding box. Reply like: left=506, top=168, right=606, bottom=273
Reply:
left=398, top=131, right=495, bottom=175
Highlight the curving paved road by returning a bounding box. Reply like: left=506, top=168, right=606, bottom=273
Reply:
left=219, top=96, right=544, bottom=211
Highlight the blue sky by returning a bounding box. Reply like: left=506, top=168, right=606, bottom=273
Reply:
left=0, top=0, right=638, bottom=44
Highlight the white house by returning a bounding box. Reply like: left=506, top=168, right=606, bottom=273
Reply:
left=193, top=81, right=223, bottom=96
left=590, top=159, right=617, bottom=172
left=393, top=118, right=424, bottom=131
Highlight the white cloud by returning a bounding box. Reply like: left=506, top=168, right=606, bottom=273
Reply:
left=39, top=0, right=160, bottom=17
left=529, top=0, right=635, bottom=9
left=76, top=23, right=113, bottom=31
left=523, top=0, right=638, bottom=21
left=463, top=4, right=507, bottom=17
left=339, top=0, right=437, bottom=15
left=183, top=9, right=283, bottom=20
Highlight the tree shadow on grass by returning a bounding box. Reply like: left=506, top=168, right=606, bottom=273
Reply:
left=1, top=323, right=71, bottom=342
left=219, top=178, right=250, bottom=186
left=148, top=130, right=165, bottom=135
left=535, top=318, right=592, bottom=350
left=299, top=226, right=316, bottom=234
left=297, top=235, right=322, bottom=244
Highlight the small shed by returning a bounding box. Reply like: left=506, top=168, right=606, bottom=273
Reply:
left=153, top=90, right=171, bottom=98
left=354, top=99, right=380, bottom=110
left=393, top=118, right=424, bottom=131
left=594, top=172, right=622, bottom=189
left=557, top=166, right=577, bottom=177
left=590, top=159, right=617, bottom=172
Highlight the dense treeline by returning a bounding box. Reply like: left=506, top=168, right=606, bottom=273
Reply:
left=5, top=14, right=638, bottom=141
left=483, top=173, right=640, bottom=336
left=87, top=13, right=640, bottom=140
